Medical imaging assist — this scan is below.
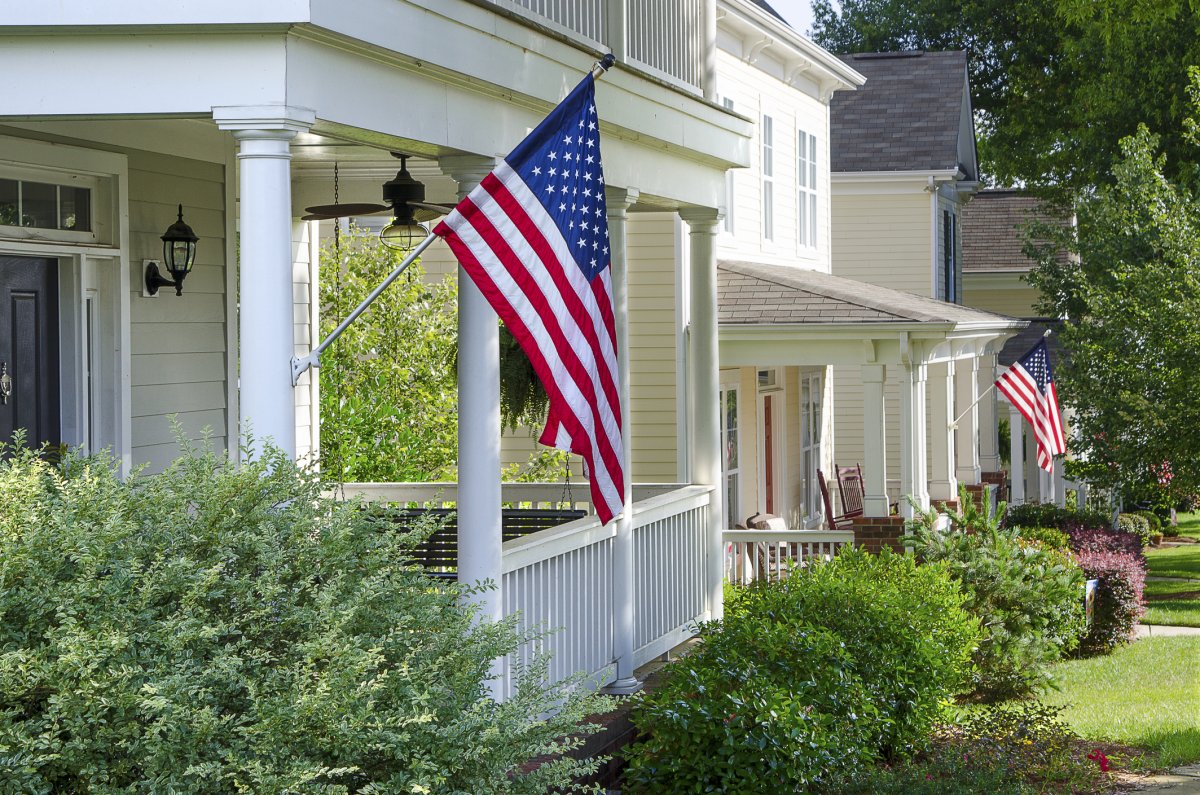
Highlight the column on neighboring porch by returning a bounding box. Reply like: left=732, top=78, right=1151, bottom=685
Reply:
left=955, top=352, right=982, bottom=488
left=977, top=351, right=1002, bottom=472
left=1008, top=401, right=1026, bottom=504
left=679, top=207, right=724, bottom=621
left=860, top=363, right=890, bottom=516
left=441, top=155, right=502, bottom=624
left=1052, top=457, right=1066, bottom=508
left=606, top=186, right=640, bottom=693
left=899, top=354, right=930, bottom=517
left=928, top=360, right=957, bottom=502
left=213, top=105, right=316, bottom=458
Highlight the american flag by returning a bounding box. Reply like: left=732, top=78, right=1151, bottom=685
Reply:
left=995, top=339, right=1067, bottom=472
left=435, top=74, right=625, bottom=524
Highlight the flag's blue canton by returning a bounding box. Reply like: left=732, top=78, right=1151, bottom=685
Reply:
left=1021, top=341, right=1053, bottom=391
left=506, top=76, right=609, bottom=282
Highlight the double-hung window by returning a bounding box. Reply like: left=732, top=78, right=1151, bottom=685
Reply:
left=797, top=129, right=817, bottom=249
left=800, top=373, right=824, bottom=522
left=761, top=114, right=774, bottom=242
left=720, top=386, right=741, bottom=529
left=722, top=97, right=735, bottom=234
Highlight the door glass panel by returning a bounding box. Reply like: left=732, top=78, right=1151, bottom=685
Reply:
left=21, top=182, right=57, bottom=229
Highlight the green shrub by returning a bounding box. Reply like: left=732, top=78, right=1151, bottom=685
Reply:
left=908, top=488, right=1087, bottom=700
left=1132, top=509, right=1163, bottom=534
left=0, top=442, right=609, bottom=794
left=1017, top=525, right=1071, bottom=551
left=1004, top=501, right=1112, bottom=532
left=624, top=547, right=980, bottom=791
left=1117, top=512, right=1154, bottom=548
left=1074, top=549, right=1146, bottom=656
left=622, top=621, right=877, bottom=793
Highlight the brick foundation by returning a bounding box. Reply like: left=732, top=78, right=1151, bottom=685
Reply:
left=852, top=515, right=907, bottom=554
left=980, top=470, right=1009, bottom=504
left=935, top=497, right=960, bottom=514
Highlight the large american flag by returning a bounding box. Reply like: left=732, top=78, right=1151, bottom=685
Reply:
left=995, top=339, right=1067, bottom=472
left=435, top=74, right=625, bottom=524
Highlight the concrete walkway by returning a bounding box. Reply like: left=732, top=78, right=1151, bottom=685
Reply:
left=1129, top=764, right=1200, bottom=792
left=1137, top=623, right=1200, bottom=637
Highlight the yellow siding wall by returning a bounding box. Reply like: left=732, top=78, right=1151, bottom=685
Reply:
left=963, top=275, right=1037, bottom=317
left=831, top=192, right=931, bottom=295
left=128, top=150, right=229, bottom=472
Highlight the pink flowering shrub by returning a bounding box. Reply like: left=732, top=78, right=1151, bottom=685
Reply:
left=1067, top=525, right=1144, bottom=558
left=1074, top=549, right=1145, bottom=656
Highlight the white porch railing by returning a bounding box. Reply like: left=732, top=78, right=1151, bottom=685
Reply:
left=723, top=529, right=855, bottom=585
left=344, top=482, right=713, bottom=696
left=480, top=0, right=707, bottom=92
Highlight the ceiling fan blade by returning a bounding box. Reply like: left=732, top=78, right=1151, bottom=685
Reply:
left=302, top=202, right=390, bottom=219
left=411, top=201, right=456, bottom=222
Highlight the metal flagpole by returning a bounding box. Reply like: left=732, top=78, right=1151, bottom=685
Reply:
left=950, top=328, right=1053, bottom=427
left=291, top=54, right=618, bottom=387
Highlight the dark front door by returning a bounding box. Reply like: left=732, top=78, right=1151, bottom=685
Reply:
left=0, top=256, right=60, bottom=451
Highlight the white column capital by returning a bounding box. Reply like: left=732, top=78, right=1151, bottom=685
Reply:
left=678, top=206, right=723, bottom=228
left=212, top=104, right=315, bottom=135
left=605, top=186, right=640, bottom=212
left=439, top=155, right=498, bottom=196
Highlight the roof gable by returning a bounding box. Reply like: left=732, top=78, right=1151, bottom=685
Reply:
left=962, top=189, right=1071, bottom=272
left=830, top=51, right=975, bottom=178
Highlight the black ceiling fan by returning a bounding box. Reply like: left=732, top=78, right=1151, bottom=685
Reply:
left=301, top=153, right=455, bottom=223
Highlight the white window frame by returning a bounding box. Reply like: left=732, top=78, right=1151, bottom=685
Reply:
left=800, top=371, right=824, bottom=524
left=721, top=97, right=735, bottom=236
left=761, top=114, right=774, bottom=242
left=797, top=129, right=818, bottom=251
left=720, top=384, right=741, bottom=529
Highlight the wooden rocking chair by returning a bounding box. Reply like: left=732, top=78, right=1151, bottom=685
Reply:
left=818, top=470, right=856, bottom=531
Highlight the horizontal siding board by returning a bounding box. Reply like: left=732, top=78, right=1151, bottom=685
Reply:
left=132, top=408, right=227, bottom=447
left=132, top=352, right=225, bottom=387
left=132, top=381, right=226, bottom=418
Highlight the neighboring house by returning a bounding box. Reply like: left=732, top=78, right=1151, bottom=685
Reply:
left=824, top=49, right=1021, bottom=514
left=0, top=0, right=750, bottom=695
left=961, top=188, right=1076, bottom=506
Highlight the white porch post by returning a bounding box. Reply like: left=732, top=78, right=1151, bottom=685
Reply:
left=955, top=353, right=981, bottom=486
left=861, top=364, right=890, bottom=515
left=928, top=361, right=956, bottom=501
left=680, top=207, right=724, bottom=621
left=899, top=356, right=929, bottom=517
left=606, top=186, right=640, bottom=693
left=213, top=105, right=315, bottom=458
left=977, top=352, right=1001, bottom=471
left=442, top=156, right=502, bottom=624
left=1008, top=402, right=1025, bottom=504
left=1052, top=457, right=1066, bottom=507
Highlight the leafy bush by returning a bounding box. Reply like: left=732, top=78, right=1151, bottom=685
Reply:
left=1067, top=525, right=1144, bottom=558
left=1118, top=512, right=1154, bottom=548
left=1004, top=501, right=1112, bottom=532
left=1017, top=526, right=1071, bottom=551
left=907, top=488, right=1087, bottom=700
left=1075, top=550, right=1146, bottom=656
left=622, top=621, right=877, bottom=793
left=0, top=442, right=610, bottom=793
left=827, top=701, right=1104, bottom=795
left=1132, top=509, right=1163, bottom=534
left=624, top=547, right=980, bottom=791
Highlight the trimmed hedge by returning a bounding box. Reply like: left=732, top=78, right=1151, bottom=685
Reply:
left=1004, top=502, right=1112, bottom=533
left=1074, top=549, right=1146, bottom=655
left=1117, top=513, right=1154, bottom=548
left=1067, top=525, right=1144, bottom=558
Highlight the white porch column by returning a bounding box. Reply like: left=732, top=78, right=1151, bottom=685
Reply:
left=1052, top=457, right=1066, bottom=507
left=680, top=207, right=724, bottom=621
left=928, top=361, right=957, bottom=501
left=861, top=364, right=890, bottom=516
left=441, top=155, right=502, bottom=624
left=978, top=352, right=1001, bottom=471
left=606, top=186, right=640, bottom=693
left=899, top=356, right=929, bottom=517
left=955, top=353, right=982, bottom=486
left=213, top=105, right=315, bottom=457
left=1008, top=402, right=1025, bottom=504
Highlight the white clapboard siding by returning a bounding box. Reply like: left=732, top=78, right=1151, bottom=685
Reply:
left=293, top=220, right=319, bottom=463
left=128, top=149, right=228, bottom=473
left=831, top=192, right=931, bottom=296
left=833, top=364, right=903, bottom=502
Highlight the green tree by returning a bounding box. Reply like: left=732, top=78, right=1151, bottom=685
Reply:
left=320, top=226, right=459, bottom=482
left=1027, top=112, right=1200, bottom=497
left=810, top=0, right=1200, bottom=195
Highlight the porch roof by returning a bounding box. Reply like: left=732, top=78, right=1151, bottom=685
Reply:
left=718, top=260, right=1023, bottom=328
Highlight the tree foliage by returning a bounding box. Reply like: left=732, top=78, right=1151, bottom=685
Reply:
left=810, top=0, right=1200, bottom=195
left=320, top=226, right=459, bottom=482
left=1027, top=106, right=1200, bottom=497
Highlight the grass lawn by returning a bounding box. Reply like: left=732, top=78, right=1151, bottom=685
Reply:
left=1146, top=512, right=1200, bottom=580
left=1143, top=578, right=1200, bottom=627
left=1043, top=636, right=1200, bottom=768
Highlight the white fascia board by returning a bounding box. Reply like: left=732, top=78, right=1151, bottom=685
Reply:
left=0, top=0, right=309, bottom=26
left=302, top=0, right=751, bottom=171
left=716, top=0, right=866, bottom=92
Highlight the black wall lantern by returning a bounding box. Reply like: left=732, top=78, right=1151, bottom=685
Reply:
left=145, top=204, right=198, bottom=296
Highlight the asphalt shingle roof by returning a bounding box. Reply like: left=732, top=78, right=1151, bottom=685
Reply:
left=745, top=0, right=788, bottom=23
left=962, top=189, right=1071, bottom=272
left=718, top=261, right=1022, bottom=327
left=830, top=51, right=971, bottom=176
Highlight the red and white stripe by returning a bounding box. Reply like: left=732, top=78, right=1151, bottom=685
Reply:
left=436, top=161, right=625, bottom=523
left=996, top=365, right=1067, bottom=473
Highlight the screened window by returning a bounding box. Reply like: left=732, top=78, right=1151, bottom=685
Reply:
left=943, top=209, right=958, bottom=302
left=720, top=386, right=741, bottom=528
left=0, top=176, right=92, bottom=232
left=797, top=129, right=817, bottom=249
left=800, top=373, right=823, bottom=521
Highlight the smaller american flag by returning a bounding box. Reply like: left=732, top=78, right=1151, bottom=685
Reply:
left=995, top=339, right=1067, bottom=472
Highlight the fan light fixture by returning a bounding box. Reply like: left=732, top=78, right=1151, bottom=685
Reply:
left=145, top=204, right=199, bottom=296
